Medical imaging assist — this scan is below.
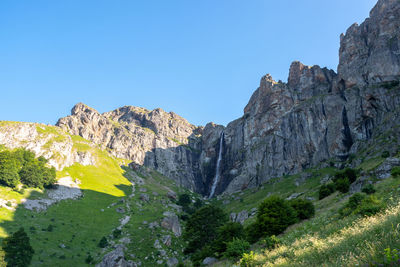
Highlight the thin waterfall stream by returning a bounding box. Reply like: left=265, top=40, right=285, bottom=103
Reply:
left=208, top=132, right=224, bottom=198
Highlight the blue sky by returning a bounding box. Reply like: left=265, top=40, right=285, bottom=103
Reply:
left=0, top=0, right=377, bottom=126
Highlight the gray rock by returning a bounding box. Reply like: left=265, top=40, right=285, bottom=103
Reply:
left=139, top=194, right=149, bottom=202
left=286, top=192, right=303, bottom=200
left=167, top=257, right=179, bottom=267
left=96, top=245, right=134, bottom=267
left=166, top=191, right=177, bottom=201
left=202, top=257, right=218, bottom=265
left=375, top=157, right=400, bottom=179
left=161, top=212, right=182, bottom=237
left=154, top=239, right=162, bottom=249
left=162, top=235, right=172, bottom=246
left=116, top=207, right=125, bottom=214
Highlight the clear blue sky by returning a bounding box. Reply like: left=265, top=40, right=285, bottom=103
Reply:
left=0, top=0, right=377, bottom=126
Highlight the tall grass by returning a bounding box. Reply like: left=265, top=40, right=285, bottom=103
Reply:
left=247, top=200, right=400, bottom=266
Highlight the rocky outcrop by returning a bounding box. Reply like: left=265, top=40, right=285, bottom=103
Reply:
left=52, top=0, right=400, bottom=197
left=57, top=103, right=203, bottom=191
left=198, top=0, right=400, bottom=195
left=338, top=0, right=400, bottom=87
left=0, top=122, right=95, bottom=170
left=96, top=245, right=135, bottom=267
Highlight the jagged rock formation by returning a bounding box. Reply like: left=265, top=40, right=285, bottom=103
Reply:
left=56, top=0, right=400, bottom=196
left=0, top=122, right=95, bottom=170
left=56, top=104, right=203, bottom=191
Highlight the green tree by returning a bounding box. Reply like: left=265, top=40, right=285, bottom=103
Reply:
left=19, top=162, right=44, bottom=189
left=177, top=193, right=191, bottom=207
left=2, top=228, right=34, bottom=267
left=289, top=199, right=315, bottom=220
left=212, top=222, right=244, bottom=253
left=223, top=238, right=250, bottom=260
left=318, top=183, right=336, bottom=199
left=0, top=151, right=19, bottom=188
left=255, top=196, right=297, bottom=237
left=183, top=205, right=228, bottom=255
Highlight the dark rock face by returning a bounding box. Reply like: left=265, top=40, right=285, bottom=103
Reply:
left=57, top=0, right=400, bottom=196
left=338, top=0, right=400, bottom=87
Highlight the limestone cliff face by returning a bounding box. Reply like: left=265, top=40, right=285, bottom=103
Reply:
left=200, top=0, right=400, bottom=195
left=56, top=104, right=203, bottom=191
left=55, top=0, right=400, bottom=196
left=0, top=122, right=95, bottom=170
left=338, top=0, right=400, bottom=87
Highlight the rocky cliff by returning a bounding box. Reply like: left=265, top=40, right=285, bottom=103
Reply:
left=56, top=0, right=400, bottom=196
left=56, top=103, right=204, bottom=191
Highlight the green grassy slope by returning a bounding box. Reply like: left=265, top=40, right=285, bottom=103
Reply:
left=212, top=145, right=400, bottom=266
left=0, top=123, right=194, bottom=266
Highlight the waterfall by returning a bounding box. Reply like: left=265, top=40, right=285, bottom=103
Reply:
left=209, top=132, right=224, bottom=199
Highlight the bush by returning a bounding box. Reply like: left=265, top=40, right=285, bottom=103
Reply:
left=223, top=238, right=250, bottom=259
left=335, top=178, right=350, bottom=193
left=240, top=251, right=256, bottom=267
left=0, top=149, right=56, bottom=189
left=183, top=205, right=228, bottom=255
left=355, top=195, right=384, bottom=216
left=362, top=184, right=376, bottom=195
left=319, top=183, right=336, bottom=199
left=289, top=199, right=315, bottom=220
left=381, top=151, right=390, bottom=158
left=334, top=168, right=357, bottom=184
left=391, top=167, right=400, bottom=178
left=2, top=227, right=34, bottom=267
left=177, top=193, right=191, bottom=207
left=112, top=229, right=122, bottom=239
left=85, top=253, right=94, bottom=264
left=212, top=222, right=244, bottom=253
left=261, top=235, right=281, bottom=250
left=244, top=222, right=261, bottom=244
left=255, top=196, right=297, bottom=238
left=339, top=193, right=383, bottom=217
left=98, top=236, right=108, bottom=248
left=0, top=151, right=19, bottom=188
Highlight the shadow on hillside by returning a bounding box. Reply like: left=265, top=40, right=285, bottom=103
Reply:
left=0, top=182, right=132, bottom=266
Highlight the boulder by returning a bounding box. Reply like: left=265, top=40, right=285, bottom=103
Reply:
left=161, top=212, right=182, bottom=237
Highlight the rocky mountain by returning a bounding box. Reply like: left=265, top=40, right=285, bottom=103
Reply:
left=56, top=104, right=204, bottom=191
left=55, top=0, right=400, bottom=197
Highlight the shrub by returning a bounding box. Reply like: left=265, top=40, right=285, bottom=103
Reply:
left=212, top=222, right=244, bottom=253
left=339, top=193, right=366, bottom=217
left=112, top=229, right=122, bottom=239
left=244, top=222, right=261, bottom=244
left=2, top=227, right=34, bottom=267
left=334, top=168, right=357, bottom=184
left=335, top=178, right=350, bottom=193
left=0, top=151, right=19, bottom=188
left=339, top=193, right=383, bottom=217
left=319, top=183, right=336, bottom=199
left=355, top=195, right=384, bottom=216
left=177, top=193, right=191, bottom=207
left=183, top=205, right=228, bottom=255
left=362, top=184, right=376, bottom=195
left=381, top=151, right=390, bottom=158
left=255, top=196, right=297, bottom=238
left=261, top=235, right=281, bottom=250
left=392, top=167, right=400, bottom=178
left=85, top=253, right=94, bottom=264
left=223, top=238, right=250, bottom=259
left=289, top=199, right=315, bottom=220
left=240, top=251, right=256, bottom=267
left=98, top=236, right=108, bottom=248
